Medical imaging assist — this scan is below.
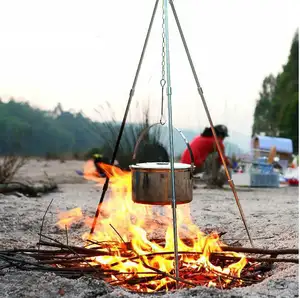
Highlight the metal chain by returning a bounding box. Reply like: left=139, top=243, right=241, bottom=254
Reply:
left=159, top=2, right=166, bottom=125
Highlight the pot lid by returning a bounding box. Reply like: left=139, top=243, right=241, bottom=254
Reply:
left=130, top=162, right=191, bottom=169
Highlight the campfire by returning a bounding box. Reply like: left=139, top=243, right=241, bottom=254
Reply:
left=46, top=161, right=287, bottom=292
left=0, top=161, right=298, bottom=293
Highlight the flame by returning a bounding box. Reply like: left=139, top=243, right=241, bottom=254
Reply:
left=56, top=161, right=248, bottom=291
left=57, top=207, right=83, bottom=229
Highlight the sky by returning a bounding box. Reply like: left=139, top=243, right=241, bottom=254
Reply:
left=0, top=0, right=298, bottom=137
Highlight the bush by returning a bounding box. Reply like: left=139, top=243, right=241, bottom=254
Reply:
left=0, top=155, right=27, bottom=183
left=94, top=102, right=169, bottom=170
left=72, top=152, right=84, bottom=160
left=45, top=152, right=60, bottom=160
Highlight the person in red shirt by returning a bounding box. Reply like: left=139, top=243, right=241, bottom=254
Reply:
left=181, top=125, right=232, bottom=187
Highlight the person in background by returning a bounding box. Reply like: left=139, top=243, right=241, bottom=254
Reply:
left=180, top=125, right=232, bottom=188
left=231, top=153, right=239, bottom=172
left=93, top=153, right=120, bottom=178
left=273, top=156, right=283, bottom=173
left=93, top=153, right=110, bottom=177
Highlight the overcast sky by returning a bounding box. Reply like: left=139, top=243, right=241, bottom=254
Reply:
left=0, top=0, right=298, bottom=136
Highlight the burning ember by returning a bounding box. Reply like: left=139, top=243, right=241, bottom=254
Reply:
left=55, top=161, right=255, bottom=292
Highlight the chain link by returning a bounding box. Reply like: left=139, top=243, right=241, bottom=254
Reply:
left=160, top=2, right=166, bottom=125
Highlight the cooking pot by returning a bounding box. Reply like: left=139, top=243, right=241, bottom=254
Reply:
left=130, top=124, right=195, bottom=205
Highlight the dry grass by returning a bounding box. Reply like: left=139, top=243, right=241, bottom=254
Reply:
left=95, top=102, right=167, bottom=169
left=0, top=155, right=27, bottom=183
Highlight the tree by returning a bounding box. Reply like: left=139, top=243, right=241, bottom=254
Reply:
left=252, top=74, right=277, bottom=136
left=275, top=32, right=299, bottom=153
left=252, top=31, right=299, bottom=153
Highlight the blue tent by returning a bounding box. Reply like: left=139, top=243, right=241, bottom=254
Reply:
left=253, top=135, right=293, bottom=154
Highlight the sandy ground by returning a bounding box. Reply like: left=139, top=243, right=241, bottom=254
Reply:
left=14, top=159, right=86, bottom=184
left=0, top=160, right=299, bottom=298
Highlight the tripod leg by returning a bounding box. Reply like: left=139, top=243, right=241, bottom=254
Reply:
left=168, top=0, right=254, bottom=247
left=89, top=0, right=160, bottom=239
left=163, top=0, right=180, bottom=285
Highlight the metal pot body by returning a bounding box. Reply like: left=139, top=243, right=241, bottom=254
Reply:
left=130, top=162, right=193, bottom=205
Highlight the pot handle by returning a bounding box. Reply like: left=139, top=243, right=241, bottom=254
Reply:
left=132, top=123, right=195, bottom=168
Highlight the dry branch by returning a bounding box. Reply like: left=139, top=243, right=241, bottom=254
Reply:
left=0, top=230, right=298, bottom=292
left=0, top=155, right=27, bottom=183
left=220, top=246, right=298, bottom=255
left=1, top=239, right=298, bottom=292
left=147, top=239, right=299, bottom=255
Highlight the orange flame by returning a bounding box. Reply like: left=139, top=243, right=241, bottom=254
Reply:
left=56, top=161, right=248, bottom=291
left=57, top=207, right=83, bottom=229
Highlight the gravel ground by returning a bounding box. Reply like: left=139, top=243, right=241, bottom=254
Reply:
left=0, top=160, right=298, bottom=297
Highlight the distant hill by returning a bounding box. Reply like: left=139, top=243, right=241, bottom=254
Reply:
left=0, top=98, right=250, bottom=159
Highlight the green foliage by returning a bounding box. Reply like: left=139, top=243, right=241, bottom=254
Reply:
left=252, top=74, right=278, bottom=136
left=252, top=31, right=299, bottom=153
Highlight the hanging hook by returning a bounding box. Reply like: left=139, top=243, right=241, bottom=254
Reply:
left=160, top=79, right=166, bottom=125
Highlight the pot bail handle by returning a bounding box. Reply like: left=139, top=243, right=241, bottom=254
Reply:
left=173, top=126, right=195, bottom=169
left=132, top=123, right=160, bottom=161
left=132, top=123, right=195, bottom=169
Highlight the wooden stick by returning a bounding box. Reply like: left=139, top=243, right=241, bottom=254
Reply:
left=3, top=240, right=298, bottom=264
left=37, top=235, right=101, bottom=274
left=65, top=225, right=69, bottom=246
left=109, top=224, right=126, bottom=244
left=38, top=198, right=54, bottom=258
left=222, top=236, right=275, bottom=241
left=108, top=250, right=298, bottom=268
left=221, top=246, right=298, bottom=255
left=118, top=239, right=298, bottom=255
left=216, top=255, right=298, bottom=264
left=3, top=244, right=298, bottom=259
left=143, top=240, right=298, bottom=255
left=0, top=249, right=68, bottom=254
left=32, top=252, right=299, bottom=265
left=37, top=240, right=113, bottom=255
